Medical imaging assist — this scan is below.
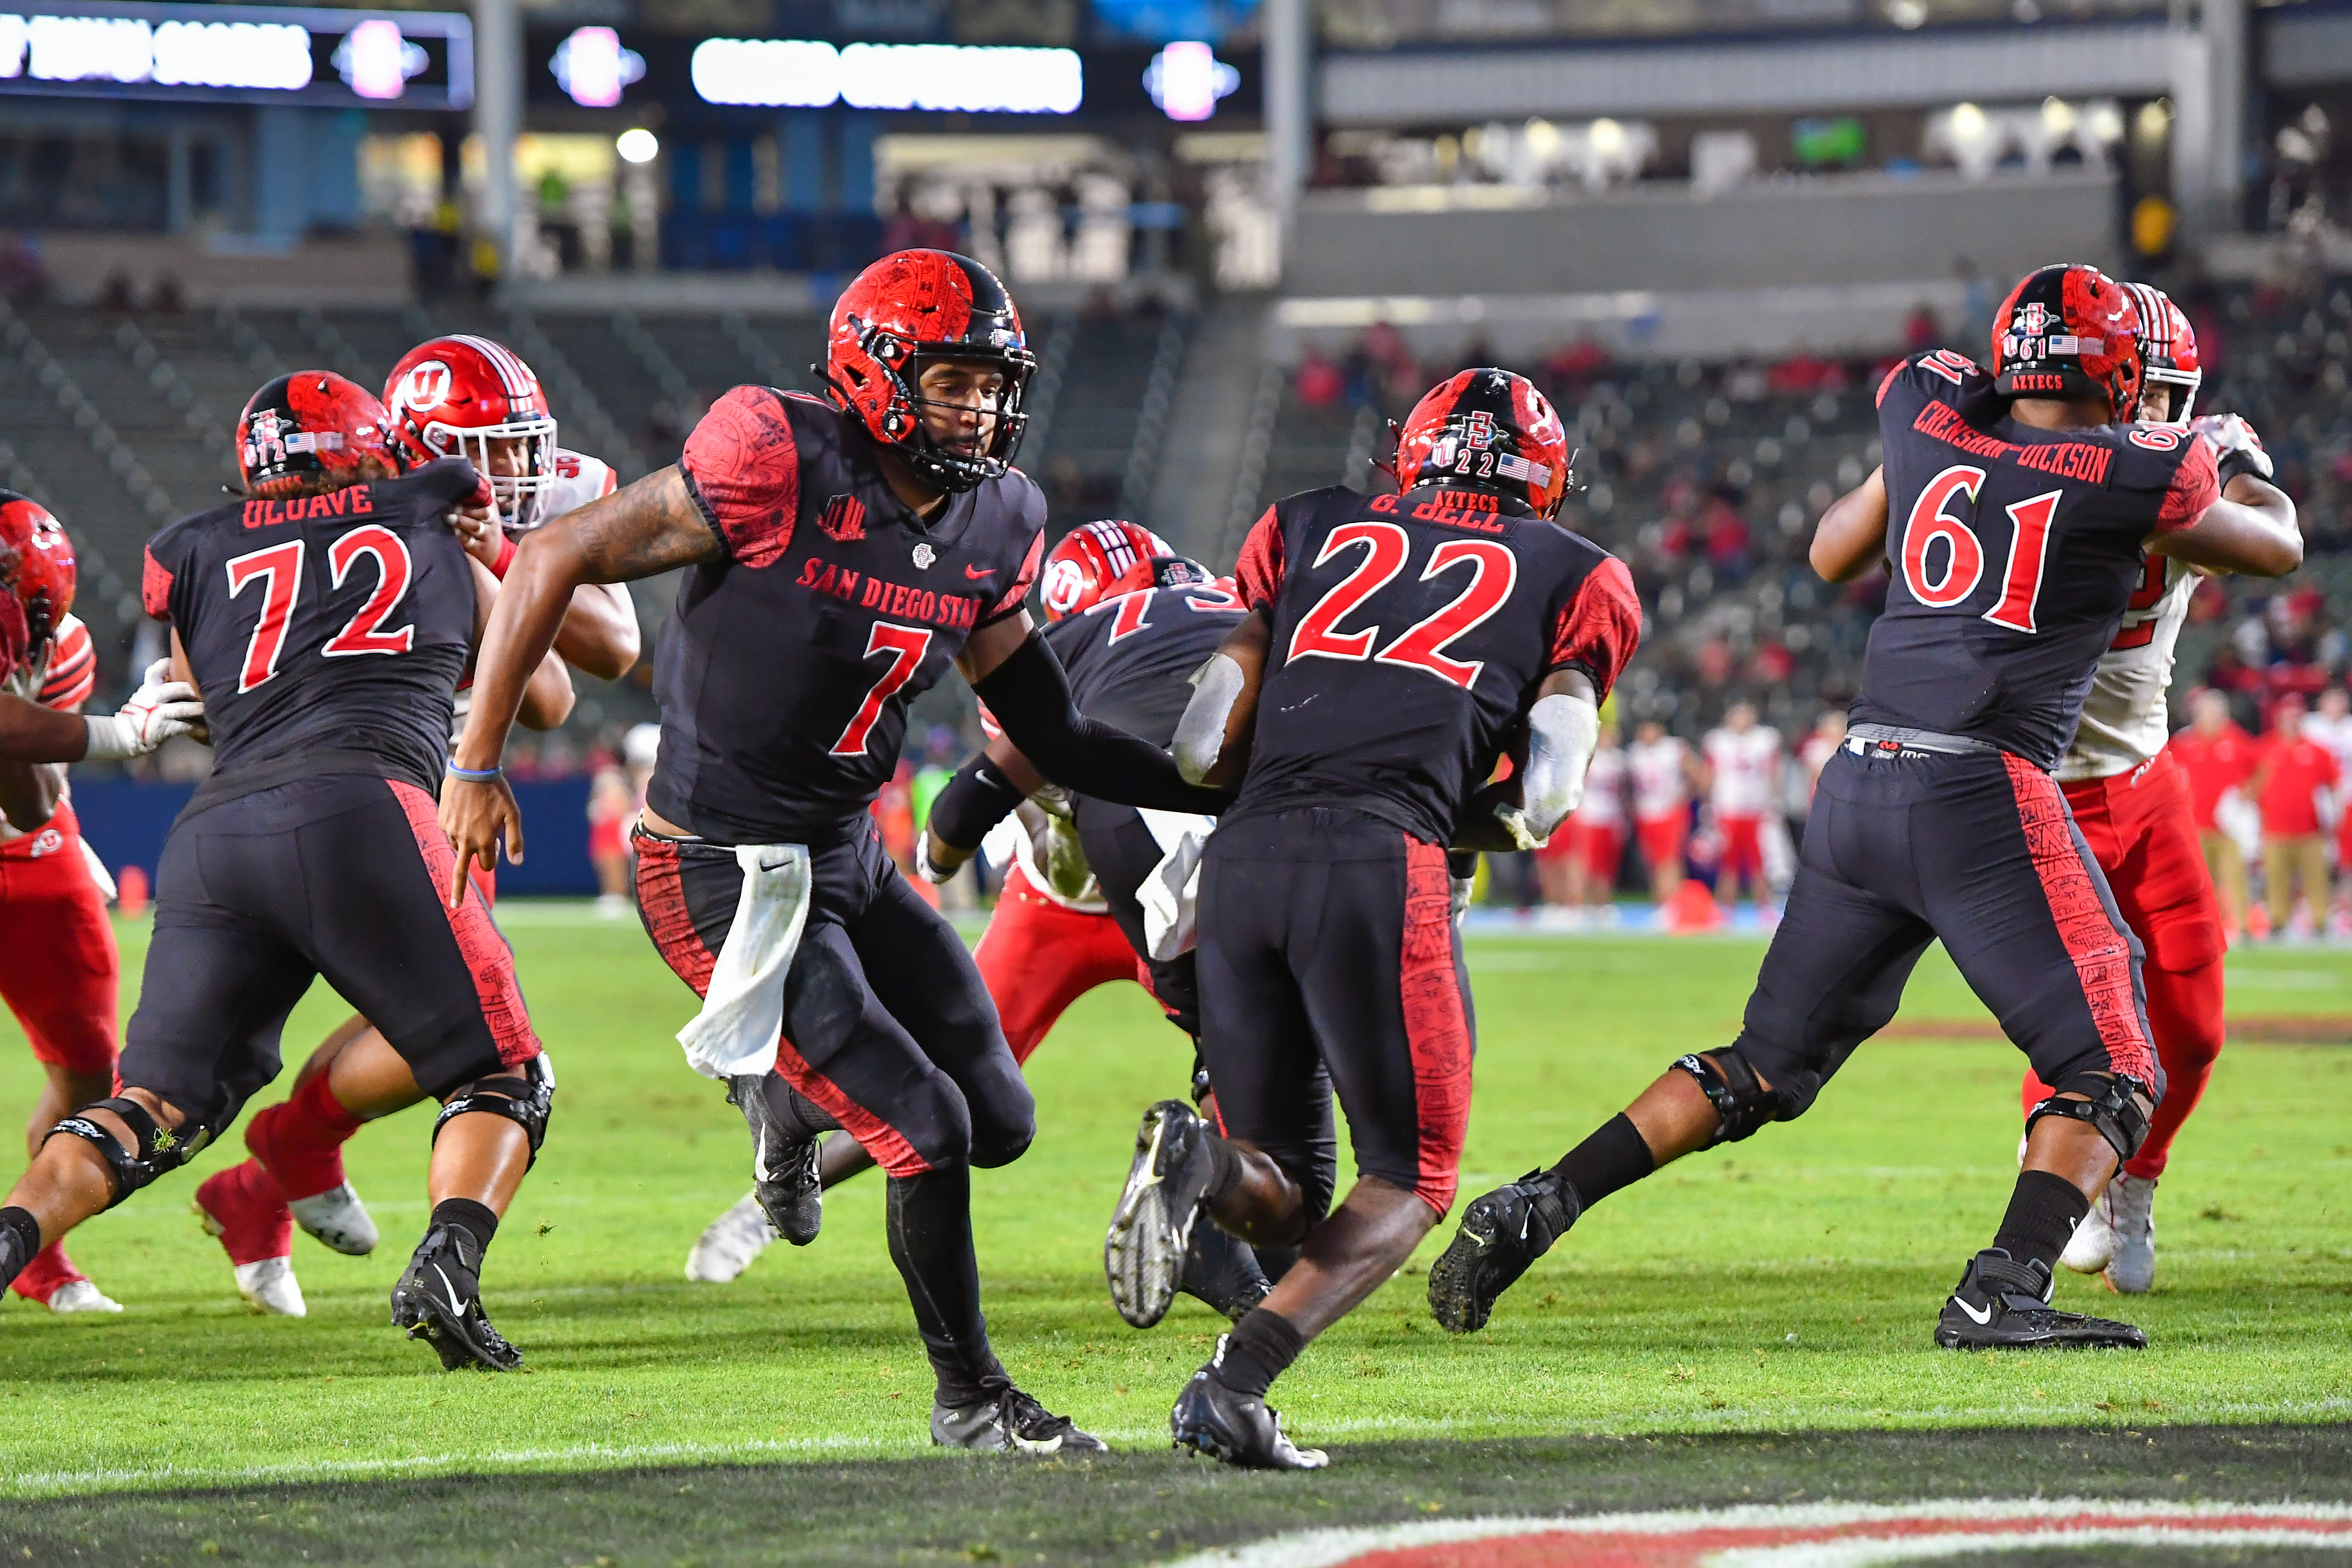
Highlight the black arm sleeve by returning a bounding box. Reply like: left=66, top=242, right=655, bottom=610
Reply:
left=970, top=634, right=1233, bottom=815
left=926, top=753, right=1030, bottom=852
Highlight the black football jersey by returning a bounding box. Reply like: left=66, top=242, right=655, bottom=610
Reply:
left=141, top=458, right=484, bottom=796
left=1228, top=482, right=1641, bottom=845
left=656, top=387, right=1045, bottom=846
left=1041, top=578, right=1248, bottom=748
left=1853, top=350, right=2221, bottom=769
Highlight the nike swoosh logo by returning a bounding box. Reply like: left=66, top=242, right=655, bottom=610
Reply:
left=1953, top=1295, right=1992, bottom=1325
left=433, top=1264, right=465, bottom=1316
left=966, top=565, right=995, bottom=580
left=1137, top=1121, right=1166, bottom=1187
left=758, top=1127, right=772, bottom=1176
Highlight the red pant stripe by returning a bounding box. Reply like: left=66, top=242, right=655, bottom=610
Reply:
left=386, top=780, right=541, bottom=1068
left=2000, top=755, right=2157, bottom=1085
left=632, top=833, right=716, bottom=995
left=1398, top=835, right=1472, bottom=1216
left=771, top=1036, right=931, bottom=1178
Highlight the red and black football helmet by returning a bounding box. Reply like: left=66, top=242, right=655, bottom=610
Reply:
left=0, top=491, right=74, bottom=688
left=820, top=249, right=1037, bottom=495
left=1039, top=519, right=1174, bottom=621
left=237, top=372, right=403, bottom=500
left=1392, top=368, right=1572, bottom=519
left=1989, top=263, right=2144, bottom=419
left=383, top=335, right=559, bottom=529
left=2120, top=281, right=2202, bottom=425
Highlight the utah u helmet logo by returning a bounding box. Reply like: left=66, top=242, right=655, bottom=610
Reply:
left=392, top=360, right=452, bottom=416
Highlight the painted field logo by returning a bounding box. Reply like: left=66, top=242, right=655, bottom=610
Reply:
left=1167, top=1500, right=2352, bottom=1567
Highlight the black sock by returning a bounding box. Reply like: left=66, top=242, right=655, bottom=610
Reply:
left=886, top=1164, right=1007, bottom=1408
left=1994, top=1170, right=2090, bottom=1275
left=1548, top=1113, right=1654, bottom=1210
left=1214, top=1307, right=1305, bottom=1399
left=0, top=1206, right=40, bottom=1289
left=431, top=1198, right=499, bottom=1259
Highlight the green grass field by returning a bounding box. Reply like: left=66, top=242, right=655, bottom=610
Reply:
left=0, top=906, right=2347, bottom=1562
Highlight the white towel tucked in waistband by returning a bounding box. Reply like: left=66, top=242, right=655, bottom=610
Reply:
left=1136, top=809, right=1216, bottom=961
left=675, top=843, right=812, bottom=1081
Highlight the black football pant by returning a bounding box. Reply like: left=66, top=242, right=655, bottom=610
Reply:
left=1074, top=796, right=1200, bottom=1040
left=1734, top=745, right=2164, bottom=1112
left=124, top=774, right=541, bottom=1140
left=635, top=820, right=1029, bottom=1402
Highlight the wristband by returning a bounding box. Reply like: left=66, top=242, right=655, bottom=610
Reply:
left=447, top=761, right=503, bottom=783
left=2218, top=450, right=2268, bottom=488
left=490, top=534, right=518, bottom=579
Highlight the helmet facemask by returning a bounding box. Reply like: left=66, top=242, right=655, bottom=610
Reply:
left=834, top=325, right=1035, bottom=496
left=420, top=417, right=559, bottom=531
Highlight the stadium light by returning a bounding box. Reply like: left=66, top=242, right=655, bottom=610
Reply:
left=333, top=17, right=422, bottom=99
left=551, top=24, right=642, bottom=109
left=26, top=13, right=151, bottom=81
left=0, top=5, right=464, bottom=104
left=689, top=36, right=1081, bottom=114
left=616, top=127, right=659, bottom=164
left=1143, top=40, right=1237, bottom=123
left=153, top=20, right=313, bottom=89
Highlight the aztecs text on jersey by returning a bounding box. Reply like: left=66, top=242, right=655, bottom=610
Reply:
left=1230, top=482, right=1641, bottom=845
left=141, top=458, right=484, bottom=796
left=1853, top=350, right=2219, bottom=770
left=657, top=386, right=1044, bottom=845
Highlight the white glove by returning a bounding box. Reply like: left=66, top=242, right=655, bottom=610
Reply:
left=914, top=830, right=953, bottom=885
left=5, top=639, right=51, bottom=703
left=2194, top=412, right=2273, bottom=482
left=1449, top=872, right=1476, bottom=927
left=84, top=658, right=203, bottom=760
left=1491, top=804, right=1544, bottom=852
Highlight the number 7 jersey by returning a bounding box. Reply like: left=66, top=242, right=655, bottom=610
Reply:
left=1229, top=482, right=1641, bottom=844
left=141, top=457, right=486, bottom=795
left=1854, top=351, right=2220, bottom=770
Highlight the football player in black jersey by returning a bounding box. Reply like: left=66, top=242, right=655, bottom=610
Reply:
left=0, top=372, right=577, bottom=1370
left=442, top=251, right=1225, bottom=1454
left=1113, top=368, right=1641, bottom=1468
left=1429, top=263, right=2300, bottom=1355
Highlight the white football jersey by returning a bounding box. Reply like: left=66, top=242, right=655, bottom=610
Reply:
left=1628, top=737, right=1689, bottom=821
left=2056, top=559, right=2195, bottom=783
left=1574, top=744, right=1628, bottom=829
left=2302, top=711, right=2352, bottom=787
left=1705, top=726, right=1781, bottom=817
left=530, top=448, right=618, bottom=530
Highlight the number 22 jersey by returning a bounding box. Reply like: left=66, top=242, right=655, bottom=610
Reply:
left=1854, top=351, right=2219, bottom=770
left=140, top=457, right=486, bottom=801
left=1228, top=483, right=1642, bottom=845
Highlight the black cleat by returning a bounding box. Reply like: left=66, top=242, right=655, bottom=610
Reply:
left=1935, top=1248, right=2147, bottom=1350
left=728, top=1073, right=827, bottom=1246
left=932, top=1384, right=1109, bottom=1456
left=1171, top=1356, right=1328, bottom=1470
left=389, top=1221, right=521, bottom=1371
left=1106, top=1100, right=1218, bottom=1329
left=1427, top=1168, right=1579, bottom=1334
left=1178, top=1222, right=1272, bottom=1324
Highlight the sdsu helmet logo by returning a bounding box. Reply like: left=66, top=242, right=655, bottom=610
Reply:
left=1042, top=557, right=1088, bottom=616
left=1463, top=409, right=1499, bottom=450
left=392, top=360, right=452, bottom=417
left=2017, top=303, right=2050, bottom=336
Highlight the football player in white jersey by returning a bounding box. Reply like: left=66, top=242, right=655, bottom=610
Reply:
left=1701, top=702, right=1781, bottom=908
left=2302, top=686, right=2352, bottom=932
left=1807, top=283, right=2238, bottom=1295
left=189, top=335, right=641, bottom=1316
left=1627, top=719, right=1699, bottom=903
left=1559, top=712, right=1629, bottom=913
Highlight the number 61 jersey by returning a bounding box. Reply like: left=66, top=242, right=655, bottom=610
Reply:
left=141, top=457, right=486, bottom=795
left=1854, top=351, right=2219, bottom=770
left=1229, top=482, right=1641, bottom=845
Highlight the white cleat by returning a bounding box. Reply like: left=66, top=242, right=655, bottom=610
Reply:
left=2103, top=1173, right=2158, bottom=1294
left=45, top=1280, right=123, bottom=1314
left=288, top=1182, right=378, bottom=1256
left=2060, top=1188, right=2118, bottom=1275
left=232, top=1257, right=308, bottom=1317
left=686, top=1191, right=779, bottom=1283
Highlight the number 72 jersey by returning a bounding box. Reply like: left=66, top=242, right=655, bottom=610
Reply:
left=141, top=457, right=485, bottom=789
left=1853, top=351, right=2220, bottom=771
left=1229, top=482, right=1642, bottom=845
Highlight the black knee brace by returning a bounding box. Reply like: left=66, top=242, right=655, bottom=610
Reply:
left=1672, top=1050, right=1785, bottom=1147
left=44, top=1097, right=206, bottom=1209
left=2025, top=1072, right=2153, bottom=1163
left=434, top=1053, right=556, bottom=1165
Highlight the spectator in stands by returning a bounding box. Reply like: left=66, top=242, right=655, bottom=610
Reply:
left=1295, top=348, right=1345, bottom=408
left=587, top=762, right=633, bottom=915
left=97, top=271, right=134, bottom=313
left=2172, top=689, right=2257, bottom=938
left=0, top=235, right=50, bottom=305
left=1702, top=492, right=1750, bottom=584
left=1544, top=337, right=1610, bottom=398
left=2251, top=692, right=2339, bottom=938
left=1903, top=303, right=1942, bottom=354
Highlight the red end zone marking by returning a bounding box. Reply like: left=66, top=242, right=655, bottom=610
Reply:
left=1163, top=1502, right=2352, bottom=1568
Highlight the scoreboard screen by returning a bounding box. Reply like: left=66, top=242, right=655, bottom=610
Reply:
left=0, top=0, right=471, bottom=109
